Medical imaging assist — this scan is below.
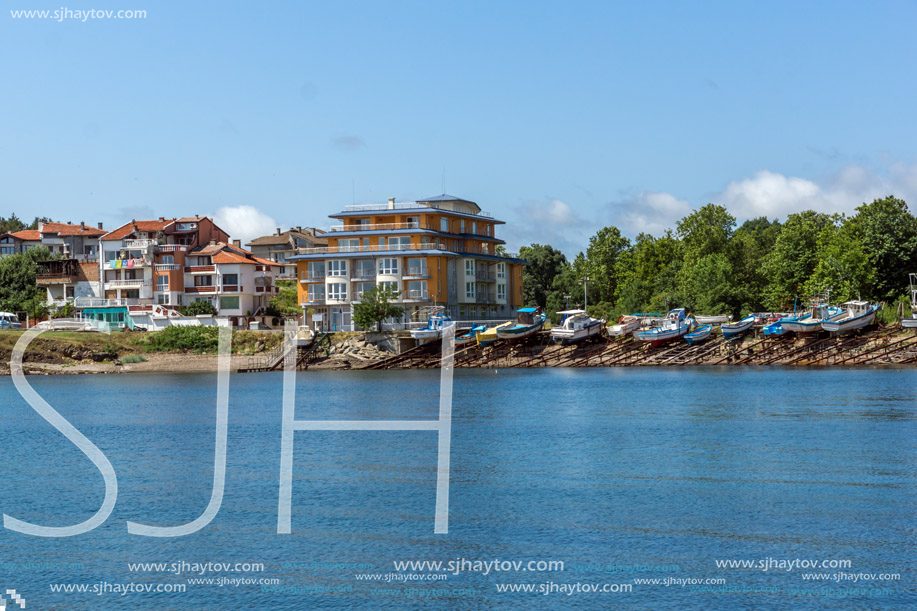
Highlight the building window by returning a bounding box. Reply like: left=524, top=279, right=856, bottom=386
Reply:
left=472, top=222, right=477, bottom=234
left=406, top=280, right=427, bottom=300
left=497, top=284, right=506, bottom=301
left=220, top=296, right=240, bottom=310
left=465, top=260, right=475, bottom=275
left=465, top=282, right=475, bottom=299
left=308, top=261, right=325, bottom=278
left=496, top=263, right=506, bottom=279
left=405, top=216, right=419, bottom=228
left=378, top=280, right=399, bottom=295
left=308, top=284, right=325, bottom=302
left=157, top=294, right=169, bottom=305
left=353, top=281, right=375, bottom=301
left=161, top=255, right=174, bottom=264
left=222, top=273, right=238, bottom=286
left=354, top=259, right=374, bottom=278
left=328, top=283, right=347, bottom=300
left=196, top=256, right=212, bottom=266
left=157, top=276, right=169, bottom=291
left=328, top=260, right=348, bottom=276
left=387, top=236, right=411, bottom=249
left=406, top=257, right=426, bottom=276
left=440, top=217, right=448, bottom=232
left=460, top=219, right=465, bottom=233
left=194, top=275, right=214, bottom=287
left=378, top=258, right=399, bottom=275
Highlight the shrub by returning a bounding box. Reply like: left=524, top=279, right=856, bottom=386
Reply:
left=120, top=354, right=147, bottom=364
left=145, top=326, right=220, bottom=354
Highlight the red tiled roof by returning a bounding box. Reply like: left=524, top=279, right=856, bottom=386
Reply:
left=11, top=229, right=41, bottom=241
left=101, top=219, right=175, bottom=241
left=209, top=247, right=283, bottom=266
left=40, top=222, right=106, bottom=237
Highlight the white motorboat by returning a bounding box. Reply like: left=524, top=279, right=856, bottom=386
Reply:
left=608, top=315, right=641, bottom=337
left=694, top=314, right=733, bottom=325
left=551, top=310, right=604, bottom=343
left=821, top=301, right=879, bottom=333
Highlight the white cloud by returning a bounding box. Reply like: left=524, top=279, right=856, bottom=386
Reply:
left=614, top=191, right=692, bottom=236
left=213, top=205, right=278, bottom=245
left=503, top=198, right=589, bottom=255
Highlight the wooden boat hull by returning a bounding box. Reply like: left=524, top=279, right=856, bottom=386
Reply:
left=821, top=306, right=878, bottom=333
left=684, top=324, right=712, bottom=345
left=721, top=315, right=756, bottom=339
left=694, top=314, right=732, bottom=325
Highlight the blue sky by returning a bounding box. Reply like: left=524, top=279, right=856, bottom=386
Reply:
left=2, top=1, right=917, bottom=256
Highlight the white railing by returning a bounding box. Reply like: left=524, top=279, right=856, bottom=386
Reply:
left=74, top=298, right=142, bottom=308
left=329, top=221, right=422, bottom=232
left=155, top=244, right=189, bottom=252
left=123, top=239, right=158, bottom=248
left=154, top=263, right=182, bottom=271
left=295, top=243, right=444, bottom=255
left=343, top=202, right=493, bottom=218
left=106, top=279, right=151, bottom=288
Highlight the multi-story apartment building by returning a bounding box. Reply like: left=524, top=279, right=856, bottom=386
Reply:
left=182, top=241, right=282, bottom=319
left=246, top=227, right=327, bottom=279
left=15, top=221, right=108, bottom=307
left=291, top=194, right=525, bottom=331
left=98, top=216, right=229, bottom=306
left=0, top=231, right=32, bottom=256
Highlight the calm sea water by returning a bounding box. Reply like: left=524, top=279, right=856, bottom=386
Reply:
left=0, top=367, right=914, bottom=610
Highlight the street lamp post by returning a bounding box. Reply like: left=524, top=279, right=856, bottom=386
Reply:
left=581, top=277, right=590, bottom=313
left=563, top=293, right=571, bottom=310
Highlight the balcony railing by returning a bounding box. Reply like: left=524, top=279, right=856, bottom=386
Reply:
left=403, top=267, right=430, bottom=279
left=185, top=286, right=217, bottom=294
left=351, top=269, right=376, bottom=280
left=105, top=279, right=151, bottom=288
left=403, top=290, right=430, bottom=301
left=123, top=239, right=159, bottom=249
left=221, top=285, right=239, bottom=293
left=343, top=202, right=493, bottom=218
left=255, top=286, right=279, bottom=294
left=154, top=263, right=181, bottom=271
left=299, top=271, right=326, bottom=282
left=302, top=298, right=325, bottom=305
left=185, top=265, right=216, bottom=273
left=296, top=243, right=444, bottom=256
left=475, top=270, right=497, bottom=282
left=36, top=273, right=76, bottom=284
left=155, top=244, right=189, bottom=253
left=74, top=298, right=141, bottom=308
left=329, top=221, right=423, bottom=232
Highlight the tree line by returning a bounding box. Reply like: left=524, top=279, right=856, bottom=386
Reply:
left=520, top=196, right=917, bottom=322
left=0, top=213, right=51, bottom=234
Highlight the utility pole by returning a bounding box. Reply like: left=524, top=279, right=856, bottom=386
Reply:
left=563, top=293, right=571, bottom=310
left=581, top=277, right=590, bottom=312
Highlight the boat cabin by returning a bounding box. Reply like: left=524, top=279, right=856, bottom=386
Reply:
left=556, top=309, right=589, bottom=329
left=841, top=300, right=871, bottom=317
left=516, top=307, right=540, bottom=325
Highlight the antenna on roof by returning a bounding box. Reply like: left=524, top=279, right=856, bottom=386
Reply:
left=442, top=168, right=445, bottom=195
left=352, top=179, right=355, bottom=205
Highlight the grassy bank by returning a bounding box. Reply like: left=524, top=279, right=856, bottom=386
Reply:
left=0, top=328, right=284, bottom=365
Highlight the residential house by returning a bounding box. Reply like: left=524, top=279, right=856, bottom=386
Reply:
left=289, top=194, right=525, bottom=331
left=23, top=221, right=107, bottom=306
left=246, top=227, right=327, bottom=279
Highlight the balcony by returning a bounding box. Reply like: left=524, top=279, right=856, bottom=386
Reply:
left=329, top=221, right=423, bottom=232
left=351, top=269, right=376, bottom=281
left=123, top=239, right=159, bottom=249
left=74, top=298, right=141, bottom=308
left=296, top=242, right=445, bottom=256
left=299, top=271, right=326, bottom=282
left=185, top=286, right=217, bottom=294
left=154, top=263, right=182, bottom=271
left=343, top=202, right=493, bottom=218
left=403, top=267, right=430, bottom=279
left=105, top=278, right=152, bottom=289
left=155, top=244, right=189, bottom=253
left=403, top=290, right=430, bottom=302
left=221, top=285, right=239, bottom=293
left=185, top=265, right=216, bottom=273
left=255, top=286, right=279, bottom=294
left=302, top=298, right=325, bottom=306
left=475, top=270, right=497, bottom=282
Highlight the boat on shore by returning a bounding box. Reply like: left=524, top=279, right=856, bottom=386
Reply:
left=497, top=307, right=547, bottom=340
left=608, top=315, right=641, bottom=337
left=684, top=324, right=713, bottom=345
left=411, top=307, right=453, bottom=342
left=721, top=314, right=756, bottom=339
left=821, top=301, right=878, bottom=333
left=779, top=306, right=843, bottom=334
left=900, top=273, right=917, bottom=329
left=694, top=314, right=733, bottom=325
left=635, top=308, right=690, bottom=345
left=475, top=321, right=513, bottom=346
left=0, top=312, right=22, bottom=330
left=456, top=324, right=487, bottom=346
left=551, top=310, right=604, bottom=343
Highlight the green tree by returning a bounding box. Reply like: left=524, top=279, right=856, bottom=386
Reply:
left=518, top=244, right=569, bottom=307
left=730, top=217, right=781, bottom=313
left=582, top=226, right=630, bottom=304
left=847, top=196, right=917, bottom=301
left=676, top=204, right=735, bottom=260
left=268, top=280, right=302, bottom=316
left=803, top=215, right=874, bottom=302
left=352, top=285, right=404, bottom=331
left=179, top=300, right=218, bottom=316
left=763, top=210, right=833, bottom=309
left=0, top=246, right=51, bottom=317
left=615, top=232, right=681, bottom=314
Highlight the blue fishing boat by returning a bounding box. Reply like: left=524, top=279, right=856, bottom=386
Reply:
left=410, top=306, right=453, bottom=342
left=455, top=324, right=487, bottom=346
left=496, top=307, right=547, bottom=340
left=684, top=323, right=713, bottom=345
left=780, top=304, right=843, bottom=334
left=635, top=308, right=690, bottom=345
left=721, top=314, right=756, bottom=339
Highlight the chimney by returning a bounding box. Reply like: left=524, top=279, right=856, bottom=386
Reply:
left=233, top=239, right=241, bottom=248
left=276, top=227, right=282, bottom=236
left=388, top=197, right=396, bottom=209
left=158, top=217, right=165, bottom=222
left=38, top=220, right=44, bottom=231
left=209, top=240, right=216, bottom=246
left=80, top=221, right=86, bottom=230
left=97, top=222, right=104, bottom=230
